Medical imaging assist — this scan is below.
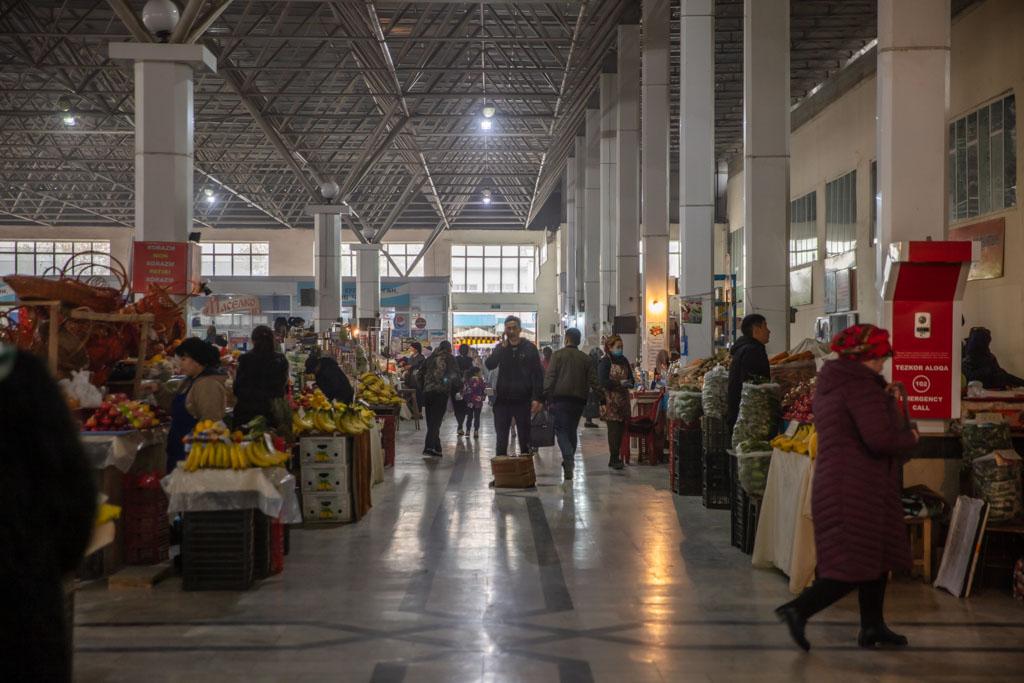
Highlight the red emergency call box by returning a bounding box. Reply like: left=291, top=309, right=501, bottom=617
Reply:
left=882, top=241, right=977, bottom=424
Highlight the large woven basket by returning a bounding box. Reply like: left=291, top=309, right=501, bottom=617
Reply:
left=2, top=274, right=94, bottom=307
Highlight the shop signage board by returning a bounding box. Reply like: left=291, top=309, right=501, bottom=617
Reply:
left=131, top=241, right=199, bottom=294
left=341, top=282, right=411, bottom=307
left=414, top=317, right=427, bottom=329
left=202, top=295, right=261, bottom=316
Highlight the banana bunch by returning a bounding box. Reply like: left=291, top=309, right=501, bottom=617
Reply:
left=293, top=401, right=377, bottom=436
left=292, top=411, right=315, bottom=435
left=183, top=437, right=290, bottom=471
left=307, top=389, right=332, bottom=411
left=357, top=373, right=405, bottom=405
left=770, top=424, right=816, bottom=455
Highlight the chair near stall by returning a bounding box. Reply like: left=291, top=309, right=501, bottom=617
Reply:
left=619, top=388, right=666, bottom=465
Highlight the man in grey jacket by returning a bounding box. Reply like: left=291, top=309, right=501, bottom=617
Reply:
left=543, top=328, right=600, bottom=480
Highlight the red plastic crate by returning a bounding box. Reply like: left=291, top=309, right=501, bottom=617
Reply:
left=270, top=520, right=284, bottom=575
left=375, top=414, right=397, bottom=467
left=124, top=544, right=169, bottom=565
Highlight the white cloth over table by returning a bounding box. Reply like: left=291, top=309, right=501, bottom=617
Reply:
left=81, top=427, right=169, bottom=472
left=161, top=465, right=302, bottom=523
left=752, top=449, right=817, bottom=594
left=370, top=421, right=384, bottom=485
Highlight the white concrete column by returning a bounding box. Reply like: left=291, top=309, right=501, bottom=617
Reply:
left=565, top=163, right=577, bottom=320
left=876, top=0, right=950, bottom=301
left=584, top=104, right=602, bottom=348
left=574, top=133, right=587, bottom=328
left=352, top=243, right=381, bottom=324
left=600, top=66, right=618, bottom=338
left=743, top=0, right=791, bottom=355
left=617, top=23, right=642, bottom=361
left=642, top=0, right=671, bottom=370
left=109, top=43, right=216, bottom=243
left=310, top=211, right=341, bottom=333
left=679, top=0, right=716, bottom=361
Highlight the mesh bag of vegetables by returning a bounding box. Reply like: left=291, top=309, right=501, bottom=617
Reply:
left=732, top=382, right=782, bottom=449
left=961, top=421, right=1014, bottom=462
left=736, top=440, right=773, bottom=497
left=971, top=450, right=1023, bottom=522
left=701, top=365, right=729, bottom=419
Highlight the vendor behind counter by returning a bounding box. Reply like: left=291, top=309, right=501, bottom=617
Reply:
left=963, top=327, right=1024, bottom=390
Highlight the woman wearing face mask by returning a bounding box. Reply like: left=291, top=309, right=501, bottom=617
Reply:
left=775, top=324, right=919, bottom=652
left=598, top=334, right=633, bottom=470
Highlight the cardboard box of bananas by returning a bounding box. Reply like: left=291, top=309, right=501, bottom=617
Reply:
left=182, top=418, right=291, bottom=471
left=292, top=388, right=377, bottom=436
left=770, top=423, right=818, bottom=458
left=356, top=372, right=406, bottom=406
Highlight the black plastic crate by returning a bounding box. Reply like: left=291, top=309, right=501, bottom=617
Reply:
left=253, top=512, right=272, bottom=580
left=701, top=416, right=729, bottom=455
left=731, top=456, right=750, bottom=550
left=674, top=427, right=703, bottom=496
left=182, top=510, right=255, bottom=591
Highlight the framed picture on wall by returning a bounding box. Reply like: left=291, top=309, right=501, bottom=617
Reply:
left=790, top=266, right=813, bottom=307
left=824, top=271, right=837, bottom=314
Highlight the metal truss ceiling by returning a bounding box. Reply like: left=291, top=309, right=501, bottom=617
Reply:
left=0, top=0, right=975, bottom=232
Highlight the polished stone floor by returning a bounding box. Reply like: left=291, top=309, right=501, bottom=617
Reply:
left=75, top=406, right=1024, bottom=682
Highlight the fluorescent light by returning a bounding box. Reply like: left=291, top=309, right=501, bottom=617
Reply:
left=62, top=116, right=77, bottom=126
left=482, top=105, right=496, bottom=118
left=205, top=194, right=216, bottom=203
left=480, top=118, right=492, bottom=130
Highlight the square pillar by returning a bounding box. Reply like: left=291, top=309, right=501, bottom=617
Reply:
left=642, top=0, right=671, bottom=369
left=352, top=243, right=381, bottom=326
left=600, top=66, right=618, bottom=339
left=679, top=0, right=716, bottom=360
left=311, top=212, right=341, bottom=334
left=584, top=103, right=602, bottom=348
left=617, top=23, right=642, bottom=361
left=574, top=133, right=587, bottom=329
left=565, top=162, right=577, bottom=320
left=743, top=0, right=791, bottom=355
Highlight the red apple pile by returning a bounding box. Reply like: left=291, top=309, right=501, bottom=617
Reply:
left=83, top=394, right=165, bottom=432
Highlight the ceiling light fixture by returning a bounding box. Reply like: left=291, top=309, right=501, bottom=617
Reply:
left=203, top=188, right=216, bottom=203
left=321, top=180, right=340, bottom=201
left=62, top=115, right=77, bottom=126
left=478, top=4, right=496, bottom=132
left=482, top=189, right=492, bottom=205
left=142, top=0, right=180, bottom=42
left=480, top=118, right=492, bottom=131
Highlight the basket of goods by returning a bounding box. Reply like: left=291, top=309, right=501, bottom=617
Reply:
left=734, top=439, right=773, bottom=497
left=701, top=365, right=729, bottom=419
left=971, top=450, right=1023, bottom=522
left=731, top=381, right=781, bottom=449
left=781, top=378, right=816, bottom=423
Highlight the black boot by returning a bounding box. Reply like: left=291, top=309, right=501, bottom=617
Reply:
left=608, top=458, right=625, bottom=470
left=858, top=624, right=908, bottom=648
left=775, top=605, right=810, bottom=652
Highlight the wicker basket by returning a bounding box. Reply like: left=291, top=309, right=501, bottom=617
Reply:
left=2, top=274, right=94, bottom=307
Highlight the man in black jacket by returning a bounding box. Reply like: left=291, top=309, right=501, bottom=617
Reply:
left=485, top=315, right=544, bottom=458
left=727, top=313, right=772, bottom=431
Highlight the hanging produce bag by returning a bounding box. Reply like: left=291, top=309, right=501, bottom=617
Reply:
left=735, top=443, right=773, bottom=497
left=732, top=382, right=781, bottom=449
left=668, top=390, right=703, bottom=424
left=971, top=450, right=1023, bottom=522
left=701, top=365, right=728, bottom=419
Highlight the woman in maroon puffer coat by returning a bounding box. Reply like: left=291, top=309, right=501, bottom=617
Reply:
left=776, top=324, right=919, bottom=651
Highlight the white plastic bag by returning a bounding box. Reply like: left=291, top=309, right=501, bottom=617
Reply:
left=59, top=369, right=103, bottom=408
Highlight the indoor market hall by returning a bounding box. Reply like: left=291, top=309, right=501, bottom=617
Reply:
left=1, top=1, right=1023, bottom=682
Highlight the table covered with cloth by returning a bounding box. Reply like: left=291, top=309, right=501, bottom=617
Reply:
left=752, top=448, right=817, bottom=594
left=80, top=426, right=169, bottom=472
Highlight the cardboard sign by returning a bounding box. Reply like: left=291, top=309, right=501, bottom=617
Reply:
left=202, top=295, right=261, bottom=316
left=131, top=241, right=192, bottom=293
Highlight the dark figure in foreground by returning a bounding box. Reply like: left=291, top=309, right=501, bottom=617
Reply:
left=727, top=313, right=771, bottom=431
left=583, top=346, right=603, bottom=428
left=776, top=324, right=919, bottom=651
left=544, top=328, right=600, bottom=480
left=233, top=325, right=291, bottom=435
left=485, top=315, right=544, bottom=458
left=419, top=340, right=461, bottom=457
left=598, top=334, right=633, bottom=470
left=0, top=347, right=97, bottom=682
left=305, top=354, right=354, bottom=404
left=962, top=326, right=1024, bottom=389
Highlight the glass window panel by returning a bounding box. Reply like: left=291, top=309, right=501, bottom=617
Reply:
left=466, top=257, right=484, bottom=292
left=485, top=245, right=501, bottom=256
left=408, top=259, right=424, bottom=277
left=35, top=242, right=53, bottom=252
left=992, top=131, right=1004, bottom=210
left=0, top=242, right=14, bottom=252
left=235, top=243, right=251, bottom=254
left=54, top=241, right=72, bottom=253
left=93, top=242, right=110, bottom=253
left=502, top=246, right=517, bottom=257
left=979, top=106, right=991, bottom=215
left=467, top=245, right=483, bottom=256
left=501, top=259, right=518, bottom=292
left=215, top=243, right=232, bottom=254
left=0, top=254, right=15, bottom=275
left=201, top=243, right=213, bottom=254
left=520, top=258, right=535, bottom=293
left=252, top=242, right=269, bottom=254
left=520, top=245, right=534, bottom=257
left=1004, top=94, right=1016, bottom=208
left=17, top=241, right=34, bottom=252
left=991, top=98, right=1003, bottom=132
left=251, top=255, right=269, bottom=276
left=484, top=258, right=501, bottom=292
left=955, top=118, right=967, bottom=219
left=201, top=256, right=213, bottom=275
left=452, top=245, right=465, bottom=256
left=214, top=255, right=232, bottom=274
left=36, top=254, right=54, bottom=275
left=451, top=259, right=466, bottom=292
left=233, top=255, right=251, bottom=276
left=17, top=254, right=34, bottom=273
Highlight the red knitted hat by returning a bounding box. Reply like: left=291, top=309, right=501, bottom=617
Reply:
left=830, top=324, right=893, bottom=361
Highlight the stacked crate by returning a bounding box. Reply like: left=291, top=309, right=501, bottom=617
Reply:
left=122, top=473, right=169, bottom=565
left=299, top=436, right=354, bottom=523
left=700, top=416, right=731, bottom=509
left=673, top=426, right=703, bottom=496
left=375, top=414, right=397, bottom=467
left=182, top=509, right=255, bottom=591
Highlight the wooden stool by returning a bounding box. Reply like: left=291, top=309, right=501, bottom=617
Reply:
left=905, top=517, right=933, bottom=583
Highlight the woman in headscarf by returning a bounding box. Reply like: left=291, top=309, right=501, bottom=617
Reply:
left=598, top=334, right=633, bottom=470
left=776, top=324, right=919, bottom=651
left=962, top=327, right=1024, bottom=389
left=160, top=337, right=228, bottom=472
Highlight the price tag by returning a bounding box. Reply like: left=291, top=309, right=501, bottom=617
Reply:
left=784, top=421, right=800, bottom=437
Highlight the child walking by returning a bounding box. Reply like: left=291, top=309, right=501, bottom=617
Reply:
left=462, top=367, right=487, bottom=438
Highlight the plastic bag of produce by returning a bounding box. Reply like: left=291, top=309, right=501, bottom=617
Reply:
left=972, top=450, right=1023, bottom=522
left=701, top=365, right=728, bottom=419
left=676, top=390, right=703, bottom=424
left=736, top=442, right=773, bottom=497
left=732, top=382, right=781, bottom=448
left=961, top=420, right=1013, bottom=462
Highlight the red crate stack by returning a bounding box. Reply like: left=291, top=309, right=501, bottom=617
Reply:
left=122, top=472, right=170, bottom=565
left=375, top=414, right=397, bottom=467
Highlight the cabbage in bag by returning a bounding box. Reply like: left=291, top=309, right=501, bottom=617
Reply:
left=701, top=366, right=728, bottom=419
left=731, top=382, right=781, bottom=449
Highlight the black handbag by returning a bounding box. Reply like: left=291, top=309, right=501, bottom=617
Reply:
left=530, top=408, right=555, bottom=447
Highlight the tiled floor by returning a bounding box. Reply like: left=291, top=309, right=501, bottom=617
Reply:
left=75, top=407, right=1024, bottom=682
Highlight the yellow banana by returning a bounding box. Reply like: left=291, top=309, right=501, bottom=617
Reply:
left=184, top=444, right=200, bottom=471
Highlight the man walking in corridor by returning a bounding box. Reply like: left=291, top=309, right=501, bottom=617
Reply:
left=485, top=315, right=544, bottom=460
left=543, top=328, right=600, bottom=481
